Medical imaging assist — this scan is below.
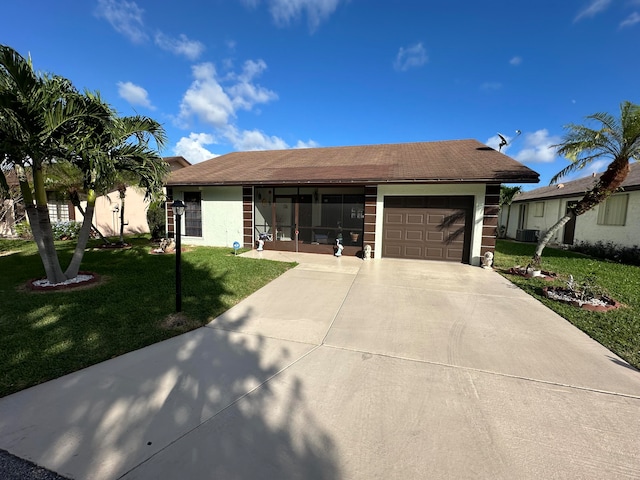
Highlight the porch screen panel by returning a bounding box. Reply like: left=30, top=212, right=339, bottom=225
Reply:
left=184, top=192, right=202, bottom=237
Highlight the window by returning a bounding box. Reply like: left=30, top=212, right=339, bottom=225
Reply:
left=597, top=194, right=628, bottom=226
left=184, top=192, right=202, bottom=236
left=533, top=202, right=545, bottom=217
left=47, top=192, right=70, bottom=222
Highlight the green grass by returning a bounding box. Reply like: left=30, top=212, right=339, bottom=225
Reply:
left=0, top=236, right=295, bottom=397
left=494, top=240, right=640, bottom=370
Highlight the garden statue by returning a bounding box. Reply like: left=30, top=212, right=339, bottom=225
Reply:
left=334, top=238, right=344, bottom=257
left=364, top=244, right=371, bottom=260
left=482, top=251, right=494, bottom=269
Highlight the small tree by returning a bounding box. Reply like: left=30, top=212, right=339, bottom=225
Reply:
left=533, top=101, right=640, bottom=263
left=499, top=185, right=522, bottom=238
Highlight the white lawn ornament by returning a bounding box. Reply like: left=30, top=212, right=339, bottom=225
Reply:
left=482, top=251, right=494, bottom=269
left=335, top=239, right=344, bottom=257
left=364, top=244, right=371, bottom=260
left=257, top=238, right=264, bottom=251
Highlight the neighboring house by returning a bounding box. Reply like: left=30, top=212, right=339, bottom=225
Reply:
left=87, top=156, right=192, bottom=237
left=0, top=156, right=191, bottom=238
left=505, top=162, right=640, bottom=248
left=165, top=140, right=539, bottom=266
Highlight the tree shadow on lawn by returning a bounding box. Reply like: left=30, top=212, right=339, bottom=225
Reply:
left=0, top=245, right=340, bottom=479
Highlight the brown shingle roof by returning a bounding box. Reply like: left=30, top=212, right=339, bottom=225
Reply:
left=513, top=162, right=640, bottom=203
left=166, top=139, right=539, bottom=186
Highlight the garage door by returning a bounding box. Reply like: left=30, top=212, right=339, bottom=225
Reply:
left=382, top=196, right=473, bottom=262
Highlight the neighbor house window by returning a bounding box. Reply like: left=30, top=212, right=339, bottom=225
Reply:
left=533, top=202, right=545, bottom=217
left=184, top=192, right=202, bottom=236
left=47, top=192, right=70, bottom=222
left=597, top=194, right=628, bottom=226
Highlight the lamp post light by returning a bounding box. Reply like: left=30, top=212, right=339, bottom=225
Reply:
left=171, top=200, right=186, bottom=312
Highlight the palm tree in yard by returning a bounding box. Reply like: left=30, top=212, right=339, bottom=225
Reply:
left=1, top=44, right=167, bottom=282
left=0, top=45, right=112, bottom=283
left=533, top=101, right=640, bottom=263
left=499, top=185, right=522, bottom=238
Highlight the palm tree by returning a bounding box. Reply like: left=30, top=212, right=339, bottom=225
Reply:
left=1, top=44, right=167, bottom=282
left=533, top=101, right=640, bottom=263
left=62, top=106, right=168, bottom=279
left=499, top=185, right=522, bottom=238
left=1, top=44, right=111, bottom=283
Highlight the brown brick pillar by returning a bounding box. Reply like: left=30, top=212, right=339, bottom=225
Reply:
left=364, top=185, right=377, bottom=258
left=481, top=184, right=500, bottom=256
left=242, top=186, right=254, bottom=248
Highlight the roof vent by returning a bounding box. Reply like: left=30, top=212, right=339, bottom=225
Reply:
left=592, top=172, right=596, bottom=177
left=557, top=183, right=564, bottom=189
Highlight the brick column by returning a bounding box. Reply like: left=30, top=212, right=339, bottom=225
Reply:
left=481, top=184, right=500, bottom=256
left=364, top=185, right=377, bottom=258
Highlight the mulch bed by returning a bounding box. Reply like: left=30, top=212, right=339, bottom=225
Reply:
left=27, top=271, right=102, bottom=292
left=542, top=285, right=623, bottom=312
left=506, top=267, right=558, bottom=281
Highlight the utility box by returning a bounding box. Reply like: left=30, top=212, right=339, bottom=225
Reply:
left=516, top=229, right=539, bottom=242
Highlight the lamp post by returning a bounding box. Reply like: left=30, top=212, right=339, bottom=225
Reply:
left=171, top=200, right=186, bottom=312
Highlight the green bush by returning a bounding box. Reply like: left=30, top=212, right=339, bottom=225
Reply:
left=51, top=221, right=82, bottom=240
left=570, top=240, right=640, bottom=266
left=147, top=200, right=166, bottom=240
left=14, top=221, right=32, bottom=239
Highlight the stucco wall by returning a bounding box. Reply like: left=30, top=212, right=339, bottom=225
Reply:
left=88, top=189, right=151, bottom=237
left=176, top=186, right=243, bottom=247
left=509, top=190, right=640, bottom=248
left=376, top=183, right=487, bottom=266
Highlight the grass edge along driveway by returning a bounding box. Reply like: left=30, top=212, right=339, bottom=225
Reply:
left=0, top=238, right=295, bottom=398
left=494, top=240, right=640, bottom=371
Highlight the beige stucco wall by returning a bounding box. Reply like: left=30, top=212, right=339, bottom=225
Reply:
left=376, top=183, right=487, bottom=266
left=175, top=186, right=244, bottom=247
left=79, top=189, right=151, bottom=237
left=509, top=190, right=640, bottom=248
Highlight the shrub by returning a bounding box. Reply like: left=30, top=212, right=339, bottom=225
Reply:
left=51, top=221, right=82, bottom=240
left=569, top=240, right=640, bottom=266
left=14, top=221, right=32, bottom=239
left=147, top=201, right=166, bottom=240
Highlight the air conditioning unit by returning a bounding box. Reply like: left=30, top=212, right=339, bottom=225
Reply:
left=515, top=229, right=539, bottom=242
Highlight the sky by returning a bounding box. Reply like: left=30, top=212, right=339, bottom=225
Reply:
left=2, top=0, right=639, bottom=190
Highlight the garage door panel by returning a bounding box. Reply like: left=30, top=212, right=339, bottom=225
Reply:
left=385, top=229, right=403, bottom=240
left=382, top=196, right=473, bottom=263
left=406, top=214, right=425, bottom=224
left=405, top=230, right=424, bottom=241
left=385, top=213, right=404, bottom=224
left=404, top=246, right=423, bottom=257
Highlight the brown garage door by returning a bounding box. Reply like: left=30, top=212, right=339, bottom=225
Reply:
left=382, top=196, right=473, bottom=262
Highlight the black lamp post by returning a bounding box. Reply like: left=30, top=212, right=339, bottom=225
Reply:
left=171, top=200, right=186, bottom=312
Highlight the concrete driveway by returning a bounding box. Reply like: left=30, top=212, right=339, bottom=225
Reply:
left=1, top=252, right=639, bottom=479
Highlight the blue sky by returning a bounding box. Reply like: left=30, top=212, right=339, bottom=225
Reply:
left=2, top=0, right=639, bottom=189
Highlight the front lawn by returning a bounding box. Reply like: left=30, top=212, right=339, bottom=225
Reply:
left=0, top=237, right=295, bottom=398
left=494, top=240, right=640, bottom=370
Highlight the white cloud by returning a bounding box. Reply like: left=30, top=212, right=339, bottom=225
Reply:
left=179, top=61, right=277, bottom=128
left=394, top=43, right=428, bottom=72
left=179, top=63, right=235, bottom=128
left=227, top=60, right=278, bottom=110
left=574, top=0, right=612, bottom=22
left=174, top=133, right=217, bottom=163
left=154, top=33, right=205, bottom=60
left=509, top=56, right=522, bottom=66
left=224, top=126, right=289, bottom=151
left=514, top=129, right=561, bottom=163
left=244, top=0, right=344, bottom=31
left=117, top=81, right=155, bottom=109
left=95, top=0, right=148, bottom=43
left=294, top=139, right=320, bottom=149
left=620, top=12, right=640, bottom=28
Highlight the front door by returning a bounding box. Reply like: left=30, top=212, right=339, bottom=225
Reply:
left=563, top=201, right=578, bottom=245
left=272, top=195, right=313, bottom=251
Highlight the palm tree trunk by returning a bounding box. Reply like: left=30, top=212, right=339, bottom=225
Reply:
left=505, top=205, right=513, bottom=239
left=64, top=189, right=96, bottom=279
left=69, top=191, right=111, bottom=245
left=24, top=166, right=67, bottom=283
left=118, top=191, right=126, bottom=244
left=533, top=211, right=575, bottom=260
